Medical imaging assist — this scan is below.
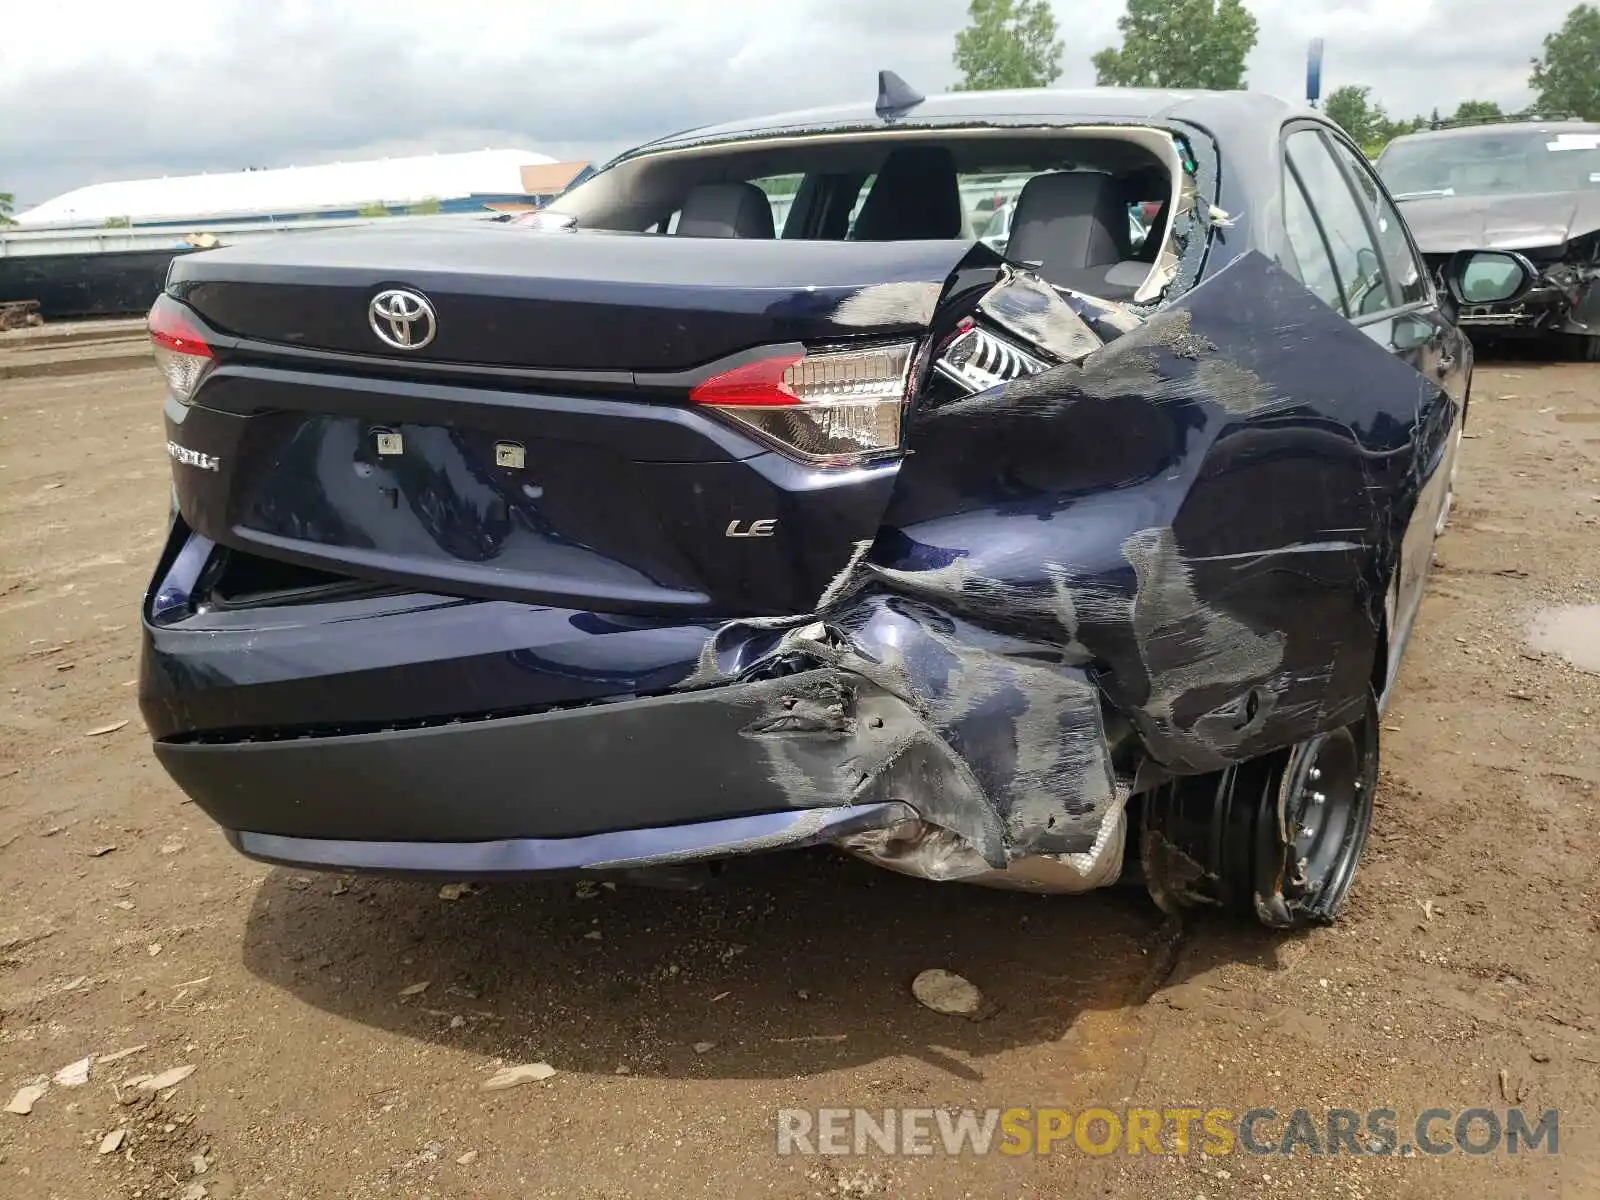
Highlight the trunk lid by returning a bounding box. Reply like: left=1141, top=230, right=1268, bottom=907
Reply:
left=164, top=225, right=977, bottom=618
left=172, top=222, right=962, bottom=370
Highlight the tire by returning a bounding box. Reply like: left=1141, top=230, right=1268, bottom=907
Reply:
left=1435, top=421, right=1462, bottom=537
left=1561, top=332, right=1600, bottom=362
left=1140, top=692, right=1380, bottom=929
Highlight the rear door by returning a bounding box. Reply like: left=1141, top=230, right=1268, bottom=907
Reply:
left=1280, top=123, right=1469, bottom=690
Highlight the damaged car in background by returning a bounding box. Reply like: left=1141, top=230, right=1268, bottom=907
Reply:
left=137, top=79, right=1532, bottom=930
left=1379, top=116, right=1600, bottom=359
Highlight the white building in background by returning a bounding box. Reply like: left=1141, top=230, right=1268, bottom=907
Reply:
left=15, top=149, right=593, bottom=229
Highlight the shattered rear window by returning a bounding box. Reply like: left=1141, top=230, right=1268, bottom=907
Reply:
left=548, top=126, right=1198, bottom=305
left=555, top=131, right=1177, bottom=245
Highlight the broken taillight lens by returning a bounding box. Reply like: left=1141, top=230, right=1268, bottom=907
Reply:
left=690, top=343, right=914, bottom=465
left=148, top=294, right=214, bottom=404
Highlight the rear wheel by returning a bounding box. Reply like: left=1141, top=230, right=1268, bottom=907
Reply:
left=1562, top=332, right=1600, bottom=363
left=1435, top=421, right=1463, bottom=536
left=1140, top=693, right=1379, bottom=929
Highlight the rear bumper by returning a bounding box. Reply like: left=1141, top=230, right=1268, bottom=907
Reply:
left=154, top=667, right=949, bottom=844
left=141, top=524, right=1132, bottom=883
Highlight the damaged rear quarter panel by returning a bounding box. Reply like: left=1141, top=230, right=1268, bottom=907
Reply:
left=877, top=250, right=1442, bottom=774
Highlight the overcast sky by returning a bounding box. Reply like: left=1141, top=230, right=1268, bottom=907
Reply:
left=0, top=0, right=1576, bottom=208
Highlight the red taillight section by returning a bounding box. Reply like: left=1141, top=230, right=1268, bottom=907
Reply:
left=688, top=354, right=805, bottom=406
left=689, top=343, right=916, bottom=465
left=148, top=294, right=212, bottom=358
left=148, top=295, right=214, bottom=404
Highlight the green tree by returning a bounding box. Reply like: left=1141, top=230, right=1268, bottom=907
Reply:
left=1531, top=4, right=1600, bottom=118
left=1451, top=99, right=1504, bottom=122
left=1325, top=85, right=1389, bottom=147
left=951, top=0, right=1063, bottom=91
left=0, top=192, right=14, bottom=225
left=1322, top=86, right=1431, bottom=157
left=1092, top=0, right=1259, bottom=90
left=1378, top=115, right=1429, bottom=155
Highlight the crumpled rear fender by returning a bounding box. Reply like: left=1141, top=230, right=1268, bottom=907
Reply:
left=875, top=251, right=1439, bottom=775
left=682, top=251, right=1448, bottom=878
left=876, top=254, right=1440, bottom=780
left=694, top=598, right=1118, bottom=868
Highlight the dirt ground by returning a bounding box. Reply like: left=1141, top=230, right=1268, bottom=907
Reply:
left=1, top=353, right=1597, bottom=1200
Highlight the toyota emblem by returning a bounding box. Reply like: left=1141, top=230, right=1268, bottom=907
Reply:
left=368, top=288, right=437, bottom=351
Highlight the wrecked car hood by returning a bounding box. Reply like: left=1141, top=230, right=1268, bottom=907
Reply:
left=1398, top=190, right=1600, bottom=254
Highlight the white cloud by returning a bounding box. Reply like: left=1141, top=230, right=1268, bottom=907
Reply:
left=0, top=0, right=1576, bottom=208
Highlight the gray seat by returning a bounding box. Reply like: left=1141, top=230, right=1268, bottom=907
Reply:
left=850, top=146, right=964, bottom=241
left=1125, top=167, right=1171, bottom=265
left=1006, top=171, right=1148, bottom=300
left=675, top=182, right=774, bottom=238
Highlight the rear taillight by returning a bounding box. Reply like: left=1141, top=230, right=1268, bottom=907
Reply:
left=689, top=343, right=914, bottom=465
left=933, top=322, right=1048, bottom=394
left=148, top=294, right=213, bottom=404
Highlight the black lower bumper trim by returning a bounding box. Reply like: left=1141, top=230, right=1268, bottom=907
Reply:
left=154, top=669, right=933, bottom=842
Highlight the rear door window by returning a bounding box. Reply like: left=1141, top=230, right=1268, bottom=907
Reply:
left=1286, top=130, right=1393, bottom=318
left=1324, top=137, right=1429, bottom=306
left=1283, top=171, right=1345, bottom=313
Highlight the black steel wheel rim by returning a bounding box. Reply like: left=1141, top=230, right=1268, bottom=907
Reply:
left=1272, top=717, right=1376, bottom=919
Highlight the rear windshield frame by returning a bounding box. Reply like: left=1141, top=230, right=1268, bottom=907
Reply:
left=550, top=122, right=1214, bottom=308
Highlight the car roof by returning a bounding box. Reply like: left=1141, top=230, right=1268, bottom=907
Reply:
left=629, top=87, right=1319, bottom=155
left=1387, top=119, right=1600, bottom=146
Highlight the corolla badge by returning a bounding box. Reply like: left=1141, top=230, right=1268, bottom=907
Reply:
left=369, top=288, right=437, bottom=350
left=167, top=441, right=220, bottom=471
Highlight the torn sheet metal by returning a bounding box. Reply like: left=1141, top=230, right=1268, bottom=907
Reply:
left=734, top=661, right=1005, bottom=865
left=688, top=597, right=1124, bottom=870
left=978, top=268, right=1104, bottom=362
left=1129, top=173, right=1199, bottom=304
left=840, top=783, right=1128, bottom=893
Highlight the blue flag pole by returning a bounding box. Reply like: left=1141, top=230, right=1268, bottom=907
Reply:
left=1307, top=38, right=1325, bottom=107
